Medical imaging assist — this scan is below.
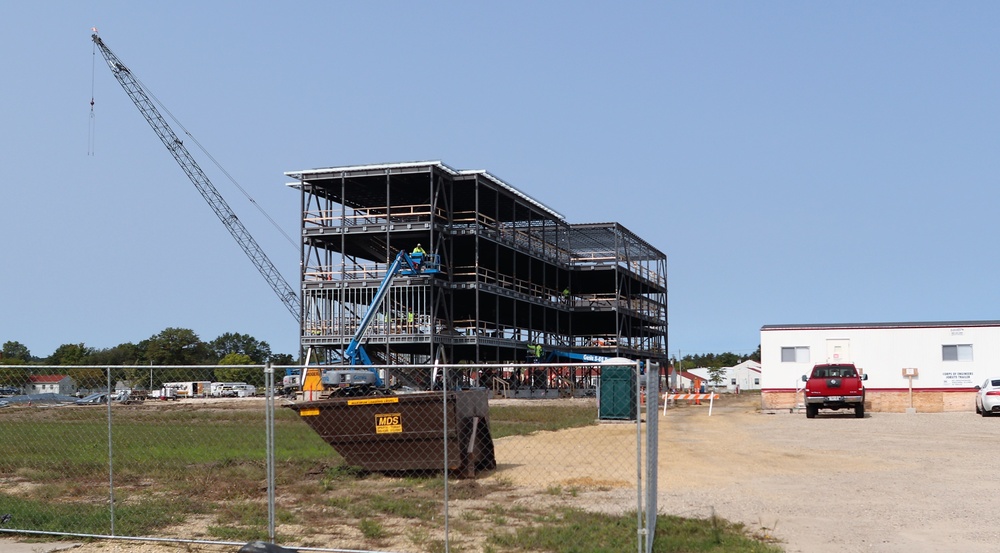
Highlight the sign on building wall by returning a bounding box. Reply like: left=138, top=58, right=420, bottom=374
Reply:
left=942, top=371, right=974, bottom=387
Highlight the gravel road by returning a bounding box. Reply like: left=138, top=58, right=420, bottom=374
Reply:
left=658, top=394, right=1000, bottom=553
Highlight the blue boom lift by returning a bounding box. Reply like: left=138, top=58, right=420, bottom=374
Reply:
left=343, top=250, right=437, bottom=369
left=307, top=250, right=439, bottom=396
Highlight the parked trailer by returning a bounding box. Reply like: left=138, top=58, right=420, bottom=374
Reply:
left=149, top=387, right=177, bottom=400
left=162, top=381, right=212, bottom=398
left=210, top=382, right=257, bottom=398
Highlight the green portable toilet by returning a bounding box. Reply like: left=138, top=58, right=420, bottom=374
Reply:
left=598, top=358, right=637, bottom=420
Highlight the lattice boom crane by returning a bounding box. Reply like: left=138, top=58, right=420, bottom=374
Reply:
left=92, top=33, right=301, bottom=322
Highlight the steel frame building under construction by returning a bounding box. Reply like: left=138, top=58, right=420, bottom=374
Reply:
left=285, top=161, right=667, bottom=381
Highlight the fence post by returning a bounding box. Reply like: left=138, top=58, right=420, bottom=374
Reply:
left=645, top=361, right=659, bottom=552
left=106, top=366, right=116, bottom=536
left=635, top=360, right=643, bottom=553
left=440, top=361, right=451, bottom=548
left=265, top=363, right=276, bottom=543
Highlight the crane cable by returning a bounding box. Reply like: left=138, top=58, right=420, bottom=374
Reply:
left=147, top=92, right=299, bottom=252
left=88, top=29, right=97, bottom=156
left=93, top=36, right=297, bottom=252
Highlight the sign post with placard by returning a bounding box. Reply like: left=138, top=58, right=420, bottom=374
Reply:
left=901, top=368, right=919, bottom=412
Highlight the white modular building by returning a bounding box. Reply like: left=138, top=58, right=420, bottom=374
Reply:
left=686, top=360, right=762, bottom=393
left=760, top=321, right=1000, bottom=412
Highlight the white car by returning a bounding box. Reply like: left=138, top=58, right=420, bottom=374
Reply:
left=975, top=378, right=1000, bottom=417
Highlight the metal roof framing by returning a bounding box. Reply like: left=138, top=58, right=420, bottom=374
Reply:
left=286, top=160, right=565, bottom=221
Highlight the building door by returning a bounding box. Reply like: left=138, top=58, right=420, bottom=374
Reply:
left=826, top=339, right=851, bottom=363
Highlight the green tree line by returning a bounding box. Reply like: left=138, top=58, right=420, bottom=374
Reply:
left=0, top=328, right=295, bottom=393
left=672, top=346, right=761, bottom=370
left=0, top=327, right=294, bottom=367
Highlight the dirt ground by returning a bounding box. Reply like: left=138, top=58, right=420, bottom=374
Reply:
left=655, top=393, right=1000, bottom=553
left=6, top=393, right=1000, bottom=552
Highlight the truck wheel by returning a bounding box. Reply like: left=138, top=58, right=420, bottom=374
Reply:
left=806, top=404, right=818, bottom=418
left=855, top=403, right=864, bottom=418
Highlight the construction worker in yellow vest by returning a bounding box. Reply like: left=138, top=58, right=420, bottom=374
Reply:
left=527, top=343, right=543, bottom=361
left=412, top=244, right=426, bottom=270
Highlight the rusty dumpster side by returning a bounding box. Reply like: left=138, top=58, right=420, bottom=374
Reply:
left=286, top=389, right=496, bottom=477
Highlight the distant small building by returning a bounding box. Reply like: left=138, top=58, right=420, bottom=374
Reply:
left=29, top=375, right=76, bottom=396
left=688, top=360, right=762, bottom=393
left=668, top=368, right=706, bottom=392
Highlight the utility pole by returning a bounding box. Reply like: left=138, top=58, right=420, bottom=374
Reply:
left=671, top=350, right=681, bottom=391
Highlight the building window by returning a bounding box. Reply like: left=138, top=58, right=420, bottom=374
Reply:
left=781, top=346, right=810, bottom=363
left=942, top=344, right=973, bottom=362
left=754, top=378, right=760, bottom=385
left=730, top=378, right=736, bottom=386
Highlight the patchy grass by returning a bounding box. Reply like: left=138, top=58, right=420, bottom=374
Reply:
left=358, top=518, right=386, bottom=540
left=488, top=404, right=597, bottom=438
left=0, top=401, right=781, bottom=552
left=486, top=508, right=784, bottom=553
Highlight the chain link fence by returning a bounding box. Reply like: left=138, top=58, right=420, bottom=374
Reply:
left=0, top=361, right=658, bottom=552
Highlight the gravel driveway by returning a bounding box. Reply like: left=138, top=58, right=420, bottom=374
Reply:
left=659, top=394, right=1000, bottom=553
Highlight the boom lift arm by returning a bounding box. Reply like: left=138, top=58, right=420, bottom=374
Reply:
left=92, top=33, right=301, bottom=322
left=344, top=250, right=428, bottom=374
left=294, top=250, right=437, bottom=397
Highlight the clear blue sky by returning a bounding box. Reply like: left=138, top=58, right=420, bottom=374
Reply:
left=4, top=2, right=999, bottom=360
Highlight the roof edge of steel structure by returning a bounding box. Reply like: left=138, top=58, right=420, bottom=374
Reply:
left=284, top=160, right=455, bottom=180
left=455, top=169, right=564, bottom=221
left=567, top=222, right=665, bottom=260
left=284, top=160, right=565, bottom=222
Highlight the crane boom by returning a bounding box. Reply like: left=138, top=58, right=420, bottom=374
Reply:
left=92, top=33, right=301, bottom=322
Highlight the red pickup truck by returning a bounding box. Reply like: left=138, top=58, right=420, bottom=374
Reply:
left=801, top=363, right=867, bottom=418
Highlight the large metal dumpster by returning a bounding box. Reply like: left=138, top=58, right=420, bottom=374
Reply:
left=286, top=389, right=496, bottom=477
